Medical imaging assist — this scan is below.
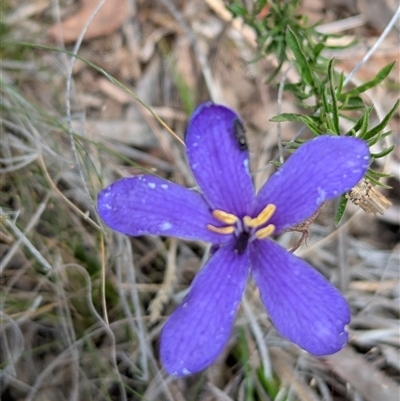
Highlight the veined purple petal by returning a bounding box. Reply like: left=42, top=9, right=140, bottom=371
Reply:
left=98, top=175, right=230, bottom=244
left=160, top=240, right=250, bottom=376
left=250, top=239, right=350, bottom=355
left=255, top=136, right=369, bottom=232
left=186, top=102, right=254, bottom=217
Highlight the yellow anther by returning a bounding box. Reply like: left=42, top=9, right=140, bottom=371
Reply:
left=207, top=224, right=235, bottom=235
left=243, top=204, right=276, bottom=228
left=258, top=204, right=277, bottom=224
left=243, top=215, right=256, bottom=227
left=212, top=209, right=238, bottom=225
left=255, top=224, right=276, bottom=239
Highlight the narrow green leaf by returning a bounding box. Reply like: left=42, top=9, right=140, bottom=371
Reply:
left=257, top=367, right=281, bottom=399
left=367, top=169, right=392, bottom=179
left=282, top=139, right=306, bottom=148
left=321, top=86, right=329, bottom=112
left=286, top=27, right=314, bottom=87
left=366, top=130, right=392, bottom=148
left=328, top=58, right=340, bottom=134
left=366, top=130, right=383, bottom=146
left=337, top=72, right=345, bottom=95
left=340, top=95, right=365, bottom=110
left=324, top=115, right=336, bottom=134
left=237, top=328, right=255, bottom=401
left=365, top=173, right=392, bottom=188
left=313, top=42, right=325, bottom=58
left=270, top=113, right=318, bottom=124
left=283, top=82, right=311, bottom=99
left=358, top=106, right=373, bottom=138
left=363, top=99, right=400, bottom=140
left=346, top=106, right=369, bottom=136
left=370, top=144, right=395, bottom=158
left=338, top=61, right=395, bottom=100
left=270, top=160, right=282, bottom=168
left=270, top=113, right=321, bottom=135
left=334, top=195, right=348, bottom=226
left=266, top=59, right=285, bottom=83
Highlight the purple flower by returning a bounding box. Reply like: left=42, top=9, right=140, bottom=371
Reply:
left=98, top=102, right=369, bottom=376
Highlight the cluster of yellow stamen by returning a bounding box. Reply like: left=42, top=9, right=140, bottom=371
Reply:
left=207, top=204, right=277, bottom=239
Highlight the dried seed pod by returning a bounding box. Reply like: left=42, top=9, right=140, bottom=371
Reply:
left=346, top=178, right=392, bottom=215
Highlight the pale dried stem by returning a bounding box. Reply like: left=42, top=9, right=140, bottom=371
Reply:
left=63, top=0, right=108, bottom=226
left=115, top=235, right=149, bottom=380
left=242, top=296, right=273, bottom=380
left=0, top=194, right=50, bottom=273
left=1, top=207, right=53, bottom=272
left=149, top=238, right=178, bottom=324
left=343, top=5, right=400, bottom=86
left=53, top=255, right=80, bottom=401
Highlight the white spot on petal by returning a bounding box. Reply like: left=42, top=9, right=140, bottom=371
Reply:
left=316, top=186, right=326, bottom=204
left=182, top=368, right=191, bottom=375
left=161, top=184, right=169, bottom=190
left=243, top=158, right=249, bottom=173
left=159, top=221, right=172, bottom=231
left=148, top=182, right=156, bottom=189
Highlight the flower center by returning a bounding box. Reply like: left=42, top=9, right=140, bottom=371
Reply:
left=206, top=204, right=277, bottom=253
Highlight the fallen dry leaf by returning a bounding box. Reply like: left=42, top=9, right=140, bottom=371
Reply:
left=49, top=0, right=128, bottom=43
left=326, top=347, right=400, bottom=401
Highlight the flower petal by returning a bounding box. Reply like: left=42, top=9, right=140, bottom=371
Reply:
left=255, top=136, right=369, bottom=232
left=186, top=102, right=254, bottom=216
left=160, top=240, right=250, bottom=376
left=98, top=175, right=230, bottom=243
left=250, top=239, right=350, bottom=355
